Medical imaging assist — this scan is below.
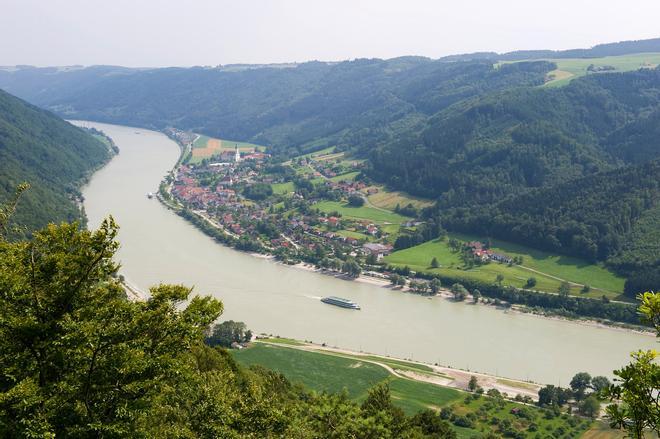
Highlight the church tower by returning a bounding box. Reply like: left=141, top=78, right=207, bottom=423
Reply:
left=234, top=144, right=241, bottom=163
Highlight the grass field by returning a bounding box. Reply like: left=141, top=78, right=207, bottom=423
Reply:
left=271, top=181, right=294, bottom=195
left=329, top=171, right=360, bottom=182
left=335, top=229, right=373, bottom=241
left=367, top=188, right=434, bottom=211
left=541, top=53, right=660, bottom=87
left=384, top=233, right=626, bottom=299
left=233, top=343, right=389, bottom=399
left=314, top=200, right=410, bottom=224
left=389, top=377, right=462, bottom=414
left=232, top=342, right=596, bottom=437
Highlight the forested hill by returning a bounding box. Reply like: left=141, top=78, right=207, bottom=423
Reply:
left=440, top=37, right=660, bottom=62
left=0, top=59, right=554, bottom=156
left=369, top=67, right=660, bottom=204
left=0, top=89, right=111, bottom=236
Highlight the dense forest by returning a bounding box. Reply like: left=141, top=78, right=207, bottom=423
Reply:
left=0, top=89, right=111, bottom=237
left=0, top=59, right=553, bottom=157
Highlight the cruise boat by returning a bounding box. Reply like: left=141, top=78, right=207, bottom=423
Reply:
left=321, top=296, right=361, bottom=310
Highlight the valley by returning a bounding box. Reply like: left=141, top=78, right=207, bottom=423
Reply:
left=79, top=121, right=657, bottom=386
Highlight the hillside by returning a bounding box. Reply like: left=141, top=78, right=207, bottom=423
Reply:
left=0, top=89, right=111, bottom=236
left=0, top=59, right=553, bottom=157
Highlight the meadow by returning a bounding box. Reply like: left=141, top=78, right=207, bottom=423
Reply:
left=384, top=233, right=626, bottom=299
left=313, top=200, right=411, bottom=224
left=541, top=53, right=660, bottom=87
left=367, top=188, right=434, bottom=210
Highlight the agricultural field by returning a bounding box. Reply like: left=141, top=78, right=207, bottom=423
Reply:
left=233, top=343, right=389, bottom=399
left=329, top=171, right=360, bottom=182
left=232, top=341, right=597, bottom=438
left=188, top=134, right=264, bottom=163
left=313, top=200, right=411, bottom=224
left=384, top=233, right=626, bottom=299
left=367, top=188, right=434, bottom=210
left=541, top=53, right=660, bottom=87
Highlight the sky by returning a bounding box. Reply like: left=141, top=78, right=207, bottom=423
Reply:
left=1, top=0, right=659, bottom=67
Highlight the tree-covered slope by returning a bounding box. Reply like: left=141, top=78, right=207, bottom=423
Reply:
left=0, top=88, right=111, bottom=236
left=0, top=59, right=553, bottom=157
left=370, top=68, right=660, bottom=204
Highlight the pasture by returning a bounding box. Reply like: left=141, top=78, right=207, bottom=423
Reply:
left=313, top=200, right=411, bottom=224
left=384, top=233, right=625, bottom=299
left=367, top=187, right=434, bottom=210
left=542, top=53, right=660, bottom=87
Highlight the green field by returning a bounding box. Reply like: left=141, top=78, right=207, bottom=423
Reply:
left=233, top=342, right=595, bottom=438
left=314, top=200, right=410, bottom=224
left=384, top=233, right=626, bottom=299
left=329, top=171, right=360, bottom=182
left=367, top=188, right=434, bottom=210
left=541, top=53, right=660, bottom=87
left=233, top=343, right=389, bottom=399
left=335, top=229, right=372, bottom=241
left=271, top=181, right=294, bottom=195
left=389, top=377, right=462, bottom=414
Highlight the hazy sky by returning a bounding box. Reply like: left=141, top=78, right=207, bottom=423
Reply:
left=1, top=0, right=659, bottom=67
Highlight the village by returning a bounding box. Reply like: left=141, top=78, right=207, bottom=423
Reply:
left=162, top=133, right=403, bottom=275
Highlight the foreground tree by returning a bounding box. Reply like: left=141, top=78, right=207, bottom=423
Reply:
left=0, top=218, right=223, bottom=436
left=605, top=292, right=660, bottom=438
left=206, top=320, right=252, bottom=347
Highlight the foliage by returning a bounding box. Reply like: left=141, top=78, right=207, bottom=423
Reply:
left=242, top=182, right=273, bottom=200
left=206, top=320, right=252, bottom=348
left=347, top=194, right=365, bottom=207
left=605, top=292, right=660, bottom=438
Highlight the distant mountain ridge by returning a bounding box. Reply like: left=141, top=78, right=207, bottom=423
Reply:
left=439, top=37, right=660, bottom=62
left=0, top=89, right=111, bottom=237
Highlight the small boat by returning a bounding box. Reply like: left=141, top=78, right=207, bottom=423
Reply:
left=321, top=296, right=361, bottom=310
left=147, top=192, right=153, bottom=199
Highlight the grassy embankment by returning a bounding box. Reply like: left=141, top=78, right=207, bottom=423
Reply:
left=233, top=341, right=596, bottom=438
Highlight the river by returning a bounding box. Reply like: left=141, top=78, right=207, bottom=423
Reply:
left=78, top=121, right=657, bottom=385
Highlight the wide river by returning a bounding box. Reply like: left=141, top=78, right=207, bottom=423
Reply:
left=79, top=121, right=656, bottom=385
